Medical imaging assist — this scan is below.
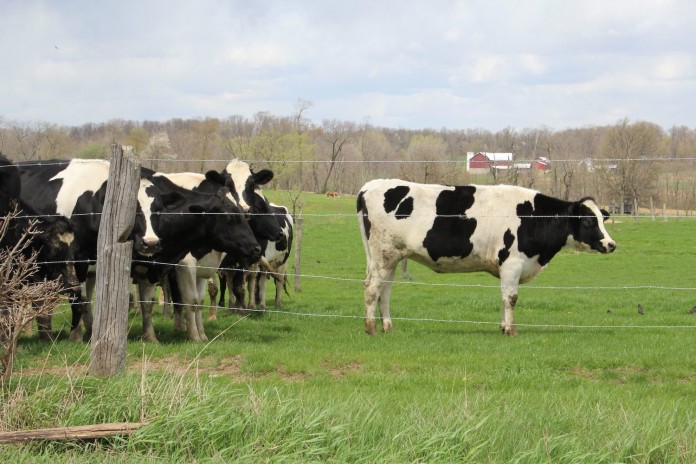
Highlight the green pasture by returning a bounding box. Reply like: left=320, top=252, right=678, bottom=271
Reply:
left=2, top=192, right=696, bottom=463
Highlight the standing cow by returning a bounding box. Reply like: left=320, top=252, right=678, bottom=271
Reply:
left=357, top=179, right=617, bottom=335
left=256, top=203, right=294, bottom=309
left=0, top=154, right=80, bottom=293
left=214, top=202, right=294, bottom=311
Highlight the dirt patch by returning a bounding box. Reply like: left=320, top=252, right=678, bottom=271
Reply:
left=13, top=355, right=312, bottom=383
left=326, top=361, right=363, bottom=379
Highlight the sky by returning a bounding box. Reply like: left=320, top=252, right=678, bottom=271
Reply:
left=1, top=0, right=695, bottom=132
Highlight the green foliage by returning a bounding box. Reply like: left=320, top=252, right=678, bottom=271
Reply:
left=2, top=193, right=696, bottom=462
left=74, top=142, right=108, bottom=159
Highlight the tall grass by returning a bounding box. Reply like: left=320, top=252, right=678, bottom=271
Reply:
left=2, top=192, right=695, bottom=462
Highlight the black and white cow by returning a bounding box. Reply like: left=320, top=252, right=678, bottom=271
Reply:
left=256, top=203, right=294, bottom=309
left=357, top=179, right=617, bottom=335
left=213, top=202, right=294, bottom=312
left=17, top=159, right=172, bottom=339
left=135, top=169, right=262, bottom=342
left=0, top=154, right=80, bottom=294
left=211, top=159, right=286, bottom=318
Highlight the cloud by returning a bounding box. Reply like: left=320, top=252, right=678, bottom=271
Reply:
left=1, top=0, right=696, bottom=130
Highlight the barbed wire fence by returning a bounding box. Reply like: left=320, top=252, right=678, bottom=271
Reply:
left=1, top=156, right=695, bottom=334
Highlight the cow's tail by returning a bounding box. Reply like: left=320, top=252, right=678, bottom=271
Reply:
left=356, top=191, right=371, bottom=275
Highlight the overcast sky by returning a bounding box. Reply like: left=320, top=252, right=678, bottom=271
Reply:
left=1, top=0, right=695, bottom=131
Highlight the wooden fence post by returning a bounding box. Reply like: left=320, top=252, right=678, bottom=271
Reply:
left=89, top=145, right=140, bottom=376
left=293, top=214, right=303, bottom=293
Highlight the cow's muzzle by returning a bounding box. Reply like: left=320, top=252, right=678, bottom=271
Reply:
left=134, top=236, right=162, bottom=256
left=596, top=240, right=617, bottom=253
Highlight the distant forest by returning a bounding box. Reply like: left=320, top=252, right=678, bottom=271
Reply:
left=1, top=110, right=695, bottom=213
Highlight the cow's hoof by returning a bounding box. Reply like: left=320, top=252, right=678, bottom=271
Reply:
left=382, top=318, right=393, bottom=332
left=141, top=333, right=160, bottom=343
left=38, top=331, right=55, bottom=341
left=500, top=325, right=517, bottom=336
left=365, top=321, right=377, bottom=335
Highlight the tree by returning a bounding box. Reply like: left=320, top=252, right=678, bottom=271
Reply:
left=598, top=119, right=664, bottom=212
left=1, top=211, right=62, bottom=380
left=317, top=120, right=354, bottom=193
left=140, top=131, right=176, bottom=171
left=125, top=127, right=150, bottom=154
left=399, top=134, right=452, bottom=184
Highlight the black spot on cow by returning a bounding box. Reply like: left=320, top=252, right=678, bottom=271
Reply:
left=497, top=228, right=515, bottom=265
left=383, top=186, right=410, bottom=214
left=422, top=186, right=477, bottom=262
left=357, top=191, right=371, bottom=240
left=394, top=196, right=413, bottom=219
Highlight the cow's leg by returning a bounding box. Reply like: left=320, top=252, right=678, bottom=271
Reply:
left=230, top=271, right=246, bottom=314
left=68, top=294, right=89, bottom=342
left=161, top=279, right=173, bottom=319
left=499, top=267, right=521, bottom=335
left=138, top=281, right=159, bottom=343
left=274, top=274, right=284, bottom=307
left=247, top=264, right=259, bottom=314
left=36, top=314, right=54, bottom=341
left=207, top=277, right=218, bottom=321
left=130, top=283, right=141, bottom=315
left=175, top=271, right=203, bottom=342
left=258, top=274, right=268, bottom=309
left=378, top=266, right=397, bottom=332
left=195, top=278, right=209, bottom=341
left=217, top=271, right=227, bottom=307
left=173, top=307, right=186, bottom=332
left=81, top=276, right=95, bottom=340
left=364, top=260, right=398, bottom=335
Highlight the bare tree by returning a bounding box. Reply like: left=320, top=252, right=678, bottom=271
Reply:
left=318, top=120, right=354, bottom=193
left=1, top=212, right=62, bottom=380
left=597, top=119, right=664, bottom=212
left=399, top=134, right=453, bottom=184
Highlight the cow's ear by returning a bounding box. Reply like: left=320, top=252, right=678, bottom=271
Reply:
left=205, top=170, right=226, bottom=186
left=600, top=209, right=610, bottom=222
left=161, top=191, right=186, bottom=210
left=253, top=169, right=274, bottom=186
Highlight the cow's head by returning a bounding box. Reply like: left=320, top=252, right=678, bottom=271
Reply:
left=569, top=198, right=616, bottom=253
left=133, top=178, right=185, bottom=256
left=32, top=216, right=81, bottom=293
left=192, top=187, right=262, bottom=266
left=222, top=160, right=284, bottom=243
left=0, top=154, right=21, bottom=215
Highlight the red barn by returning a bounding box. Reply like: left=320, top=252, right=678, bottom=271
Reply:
left=466, top=152, right=513, bottom=173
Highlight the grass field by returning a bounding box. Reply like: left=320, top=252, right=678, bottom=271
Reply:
left=2, top=192, right=696, bottom=462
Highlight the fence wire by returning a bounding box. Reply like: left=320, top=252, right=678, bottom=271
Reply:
left=3, top=156, right=696, bottom=333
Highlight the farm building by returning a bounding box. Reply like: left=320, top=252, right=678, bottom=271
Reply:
left=466, top=152, right=550, bottom=173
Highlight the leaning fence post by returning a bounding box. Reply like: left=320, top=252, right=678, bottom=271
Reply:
left=89, top=145, right=140, bottom=376
left=293, top=213, right=303, bottom=293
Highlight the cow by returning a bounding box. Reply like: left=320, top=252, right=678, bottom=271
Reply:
left=135, top=169, right=262, bottom=342
left=208, top=159, right=285, bottom=315
left=256, top=203, right=294, bottom=309
left=326, top=191, right=340, bottom=199
left=356, top=179, right=617, bottom=336
left=212, top=202, right=294, bottom=311
left=16, top=159, right=175, bottom=340
left=1, top=154, right=81, bottom=335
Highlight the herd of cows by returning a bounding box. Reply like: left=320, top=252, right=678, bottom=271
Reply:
left=0, top=153, right=293, bottom=343
left=1, top=151, right=618, bottom=342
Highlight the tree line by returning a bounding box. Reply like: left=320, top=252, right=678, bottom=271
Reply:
left=1, top=108, right=695, bottom=214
